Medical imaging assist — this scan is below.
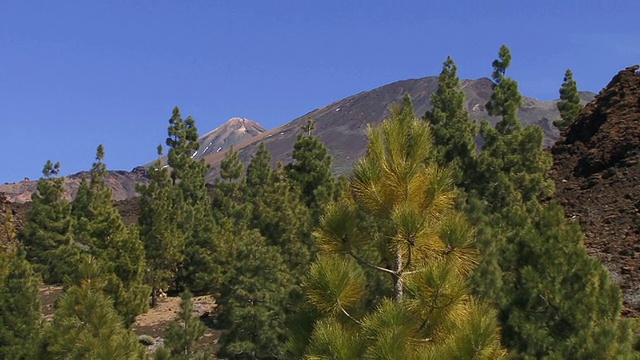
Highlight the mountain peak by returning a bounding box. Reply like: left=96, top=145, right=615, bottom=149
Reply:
left=195, top=117, right=266, bottom=160
left=226, top=117, right=250, bottom=125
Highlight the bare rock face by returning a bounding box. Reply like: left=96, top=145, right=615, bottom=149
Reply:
left=552, top=66, right=640, bottom=317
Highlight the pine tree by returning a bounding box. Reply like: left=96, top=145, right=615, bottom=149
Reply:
left=245, top=143, right=273, bottom=199
left=72, top=145, right=122, bottom=251
left=164, top=108, right=213, bottom=238
left=467, top=47, right=636, bottom=358
left=302, top=97, right=505, bottom=359
left=244, top=145, right=313, bottom=280
left=216, top=229, right=294, bottom=359
left=0, top=211, right=44, bottom=360
left=138, top=146, right=185, bottom=307
left=285, top=119, right=336, bottom=223
left=43, top=256, right=145, bottom=359
left=232, top=145, right=318, bottom=358
left=104, top=226, right=150, bottom=325
left=160, top=108, right=221, bottom=294
left=212, top=145, right=248, bottom=225
left=424, top=55, right=478, bottom=186
left=220, top=145, right=244, bottom=181
left=485, top=45, right=522, bottom=136
left=161, top=289, right=208, bottom=359
left=472, top=46, right=555, bottom=212
left=554, top=69, right=582, bottom=129
left=166, top=107, right=203, bottom=187
left=20, top=160, right=79, bottom=283
left=472, top=201, right=636, bottom=358
left=71, top=145, right=149, bottom=324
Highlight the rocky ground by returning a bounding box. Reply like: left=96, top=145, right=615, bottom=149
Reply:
left=551, top=66, right=640, bottom=317
left=39, top=285, right=221, bottom=356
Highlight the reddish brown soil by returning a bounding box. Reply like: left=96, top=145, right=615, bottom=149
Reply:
left=551, top=66, right=640, bottom=317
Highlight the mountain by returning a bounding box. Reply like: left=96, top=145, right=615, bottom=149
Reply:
left=0, top=168, right=150, bottom=203
left=1, top=76, right=594, bottom=201
left=0, top=117, right=265, bottom=203
left=194, top=117, right=265, bottom=160
left=201, top=76, right=595, bottom=181
left=551, top=65, right=640, bottom=317
left=151, top=117, right=265, bottom=164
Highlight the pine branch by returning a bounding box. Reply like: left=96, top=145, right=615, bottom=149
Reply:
left=400, top=236, right=415, bottom=275
left=347, top=250, right=397, bottom=277
left=339, top=304, right=364, bottom=326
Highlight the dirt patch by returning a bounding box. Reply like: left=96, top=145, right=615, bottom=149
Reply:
left=39, top=284, right=64, bottom=322
left=38, top=284, right=221, bottom=355
left=552, top=66, right=640, bottom=317
left=132, top=294, right=221, bottom=355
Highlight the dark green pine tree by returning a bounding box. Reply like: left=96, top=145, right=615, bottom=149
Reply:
left=424, top=55, right=478, bottom=186
left=20, top=160, right=80, bottom=283
left=245, top=143, right=273, bottom=199
left=472, top=45, right=555, bottom=212
left=554, top=69, right=582, bottom=129
left=164, top=108, right=221, bottom=294
left=467, top=47, right=636, bottom=358
left=71, top=145, right=149, bottom=325
left=220, top=145, right=244, bottom=181
left=485, top=45, right=522, bottom=136
left=138, top=145, right=185, bottom=307
left=212, top=145, right=249, bottom=226
left=0, top=215, right=44, bottom=360
left=285, top=119, right=336, bottom=223
left=165, top=108, right=214, bottom=241
left=216, top=229, right=294, bottom=359
left=72, top=145, right=121, bottom=251
left=157, top=289, right=208, bottom=359
left=473, top=201, right=636, bottom=359
left=43, top=256, right=145, bottom=359
left=234, top=144, right=317, bottom=358
left=102, top=225, right=150, bottom=326
left=166, top=107, right=202, bottom=185
left=244, top=143, right=313, bottom=280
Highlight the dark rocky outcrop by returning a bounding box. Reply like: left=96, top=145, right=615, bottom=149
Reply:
left=552, top=66, right=640, bottom=317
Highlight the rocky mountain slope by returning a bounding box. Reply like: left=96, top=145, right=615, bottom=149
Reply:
left=202, top=76, right=594, bottom=181
left=551, top=65, right=640, bottom=317
left=193, top=117, right=265, bottom=160
left=0, top=168, right=150, bottom=203
left=148, top=117, right=265, bottom=166
left=0, top=118, right=265, bottom=203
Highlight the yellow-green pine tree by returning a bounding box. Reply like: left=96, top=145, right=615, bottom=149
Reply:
left=303, top=96, right=505, bottom=359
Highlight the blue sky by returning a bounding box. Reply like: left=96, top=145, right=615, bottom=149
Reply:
left=1, top=1, right=639, bottom=183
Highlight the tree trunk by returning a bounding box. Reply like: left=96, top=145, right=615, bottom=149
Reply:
left=151, top=286, right=158, bottom=308
left=394, top=249, right=403, bottom=301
